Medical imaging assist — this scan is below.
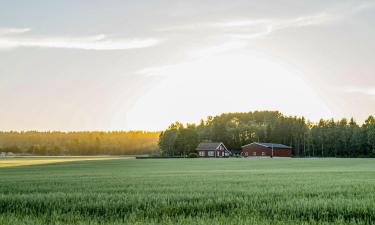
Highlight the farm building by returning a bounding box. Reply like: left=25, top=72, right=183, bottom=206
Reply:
left=241, top=142, right=292, bottom=157
left=196, top=142, right=231, bottom=157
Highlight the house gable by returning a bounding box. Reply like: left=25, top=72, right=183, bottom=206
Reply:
left=197, top=142, right=227, bottom=151
left=196, top=142, right=231, bottom=157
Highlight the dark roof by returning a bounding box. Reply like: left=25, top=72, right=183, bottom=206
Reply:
left=196, top=142, right=225, bottom=151
left=242, top=142, right=292, bottom=149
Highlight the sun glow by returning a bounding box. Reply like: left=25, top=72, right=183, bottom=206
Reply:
left=125, top=53, right=332, bottom=130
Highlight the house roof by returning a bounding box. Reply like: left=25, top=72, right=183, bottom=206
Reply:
left=242, top=142, right=292, bottom=149
left=196, top=142, right=226, bottom=151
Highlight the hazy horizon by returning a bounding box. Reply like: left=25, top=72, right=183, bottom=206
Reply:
left=1, top=0, right=375, bottom=131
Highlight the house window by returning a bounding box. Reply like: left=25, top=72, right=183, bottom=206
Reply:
left=253, top=152, right=257, bottom=156
left=199, top=151, right=205, bottom=157
left=208, top=151, right=215, bottom=157
left=262, top=152, right=265, bottom=156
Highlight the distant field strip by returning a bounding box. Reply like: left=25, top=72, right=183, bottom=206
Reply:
left=0, top=157, right=123, bottom=168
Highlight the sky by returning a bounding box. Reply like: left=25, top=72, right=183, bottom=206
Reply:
left=0, top=0, right=374, bottom=131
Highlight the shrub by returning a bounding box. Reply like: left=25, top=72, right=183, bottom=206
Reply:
left=188, top=153, right=198, bottom=158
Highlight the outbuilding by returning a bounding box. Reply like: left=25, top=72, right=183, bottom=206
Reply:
left=241, top=142, right=292, bottom=157
left=196, top=142, right=231, bottom=157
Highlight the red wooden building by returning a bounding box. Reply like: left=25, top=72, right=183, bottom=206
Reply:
left=241, top=142, right=292, bottom=157
left=196, top=142, right=231, bottom=157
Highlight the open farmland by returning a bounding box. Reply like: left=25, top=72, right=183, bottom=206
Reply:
left=1, top=158, right=375, bottom=225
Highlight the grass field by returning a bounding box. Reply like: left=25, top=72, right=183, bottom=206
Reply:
left=0, top=158, right=375, bottom=225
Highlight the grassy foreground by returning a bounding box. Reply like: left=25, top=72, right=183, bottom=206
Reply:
left=0, top=158, right=375, bottom=225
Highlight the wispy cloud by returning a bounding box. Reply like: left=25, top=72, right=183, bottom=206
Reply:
left=156, top=13, right=335, bottom=40
left=214, top=13, right=333, bottom=30
left=158, top=1, right=375, bottom=41
left=220, top=13, right=334, bottom=40
left=156, top=14, right=333, bottom=60
left=0, top=28, right=161, bottom=50
left=151, top=1, right=375, bottom=60
left=0, top=28, right=31, bottom=36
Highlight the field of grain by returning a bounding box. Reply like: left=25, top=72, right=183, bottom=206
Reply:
left=0, top=158, right=375, bottom=225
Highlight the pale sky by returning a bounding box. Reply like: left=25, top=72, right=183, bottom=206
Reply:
left=1, top=0, right=374, bottom=131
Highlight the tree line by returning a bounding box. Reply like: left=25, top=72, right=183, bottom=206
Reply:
left=159, top=111, right=375, bottom=157
left=0, top=131, right=160, bottom=155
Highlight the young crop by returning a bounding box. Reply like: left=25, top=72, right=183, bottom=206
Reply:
left=0, top=158, right=374, bottom=224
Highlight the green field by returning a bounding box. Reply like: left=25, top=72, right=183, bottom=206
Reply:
left=1, top=158, right=375, bottom=225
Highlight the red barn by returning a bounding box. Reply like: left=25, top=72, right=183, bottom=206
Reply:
left=241, top=142, right=292, bottom=157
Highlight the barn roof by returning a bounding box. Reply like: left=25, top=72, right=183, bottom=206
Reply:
left=196, top=142, right=225, bottom=151
left=242, top=142, right=292, bottom=149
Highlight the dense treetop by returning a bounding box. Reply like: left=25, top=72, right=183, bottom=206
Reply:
left=1, top=111, right=374, bottom=157
left=159, top=111, right=375, bottom=157
left=0, top=131, right=159, bottom=155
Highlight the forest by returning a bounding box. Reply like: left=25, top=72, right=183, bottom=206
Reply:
left=0, top=131, right=159, bottom=155
left=1, top=111, right=375, bottom=157
left=159, top=111, right=375, bottom=157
